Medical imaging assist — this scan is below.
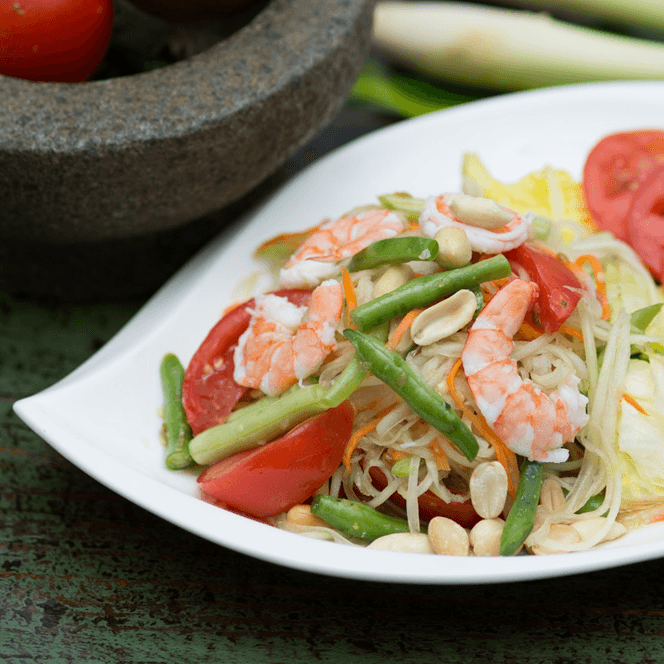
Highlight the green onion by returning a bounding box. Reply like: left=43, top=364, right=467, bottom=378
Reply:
left=349, top=58, right=479, bottom=118
left=373, top=2, right=664, bottom=91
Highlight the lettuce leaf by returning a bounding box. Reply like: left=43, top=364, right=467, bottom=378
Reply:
left=618, top=351, right=664, bottom=507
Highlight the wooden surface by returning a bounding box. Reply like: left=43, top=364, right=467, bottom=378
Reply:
left=4, top=108, right=664, bottom=664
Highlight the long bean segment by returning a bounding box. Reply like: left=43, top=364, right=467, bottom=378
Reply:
left=189, top=324, right=389, bottom=466
left=189, top=383, right=329, bottom=466
left=311, top=495, right=421, bottom=540
left=350, top=254, right=511, bottom=332
left=159, top=353, right=194, bottom=470
left=377, top=192, right=425, bottom=222
left=347, top=237, right=438, bottom=272
left=344, top=328, right=479, bottom=461
left=500, top=460, right=543, bottom=556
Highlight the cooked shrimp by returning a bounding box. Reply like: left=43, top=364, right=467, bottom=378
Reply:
left=461, top=279, right=589, bottom=463
left=233, top=280, right=343, bottom=397
left=420, top=194, right=530, bottom=254
left=280, top=208, right=405, bottom=287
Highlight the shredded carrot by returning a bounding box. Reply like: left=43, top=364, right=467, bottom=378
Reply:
left=386, top=449, right=408, bottom=463
left=340, top=266, right=357, bottom=328
left=489, top=277, right=511, bottom=290
left=342, top=403, right=397, bottom=469
left=253, top=222, right=321, bottom=256
left=408, top=222, right=420, bottom=232
left=575, top=254, right=611, bottom=320
left=447, top=358, right=519, bottom=497
left=558, top=324, right=584, bottom=342
left=222, top=301, right=243, bottom=316
left=385, top=308, right=424, bottom=351
left=356, top=400, right=379, bottom=414
left=622, top=393, right=649, bottom=416
left=518, top=322, right=542, bottom=340
left=430, top=439, right=451, bottom=472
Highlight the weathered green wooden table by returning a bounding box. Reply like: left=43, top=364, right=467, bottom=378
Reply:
left=4, top=109, right=664, bottom=664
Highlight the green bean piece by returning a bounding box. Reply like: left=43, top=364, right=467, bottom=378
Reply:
left=159, top=353, right=194, bottom=470
left=189, top=322, right=390, bottom=467
left=530, top=215, right=553, bottom=241
left=377, top=192, right=426, bottom=222
left=391, top=455, right=420, bottom=478
left=576, top=493, right=607, bottom=515
left=322, top=320, right=389, bottom=408
left=347, top=237, right=439, bottom=272
left=500, top=460, right=543, bottom=556
left=189, top=383, right=329, bottom=466
left=350, top=254, right=511, bottom=332
left=561, top=487, right=607, bottom=516
left=470, top=284, right=485, bottom=316
left=311, top=495, right=422, bottom=540
left=630, top=303, right=663, bottom=332
left=344, top=328, right=479, bottom=461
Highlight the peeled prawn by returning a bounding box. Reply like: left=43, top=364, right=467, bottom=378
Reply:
left=280, top=208, right=405, bottom=287
left=461, top=279, right=588, bottom=463
left=420, top=194, right=529, bottom=254
left=233, top=280, right=343, bottom=397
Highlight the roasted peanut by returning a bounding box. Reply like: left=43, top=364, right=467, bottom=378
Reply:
left=367, top=532, right=435, bottom=554
left=469, top=518, right=505, bottom=556
left=428, top=516, right=470, bottom=556
left=410, top=289, right=477, bottom=345
left=433, top=227, right=472, bottom=269
left=470, top=461, right=509, bottom=519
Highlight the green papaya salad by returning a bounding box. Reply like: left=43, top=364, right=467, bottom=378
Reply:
left=159, top=133, right=664, bottom=557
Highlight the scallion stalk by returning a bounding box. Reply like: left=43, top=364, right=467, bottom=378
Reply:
left=373, top=1, right=664, bottom=91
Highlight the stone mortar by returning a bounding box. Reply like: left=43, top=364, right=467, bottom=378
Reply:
left=0, top=0, right=375, bottom=298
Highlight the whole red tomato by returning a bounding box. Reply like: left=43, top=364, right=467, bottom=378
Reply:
left=0, top=0, right=113, bottom=82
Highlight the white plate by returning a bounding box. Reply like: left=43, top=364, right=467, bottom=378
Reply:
left=14, top=81, right=664, bottom=584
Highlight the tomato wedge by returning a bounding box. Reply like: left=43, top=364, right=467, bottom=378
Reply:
left=198, top=401, right=354, bottom=519
left=183, top=289, right=311, bottom=435
left=583, top=130, right=664, bottom=242
left=368, top=466, right=481, bottom=529
left=627, top=164, right=664, bottom=282
left=505, top=243, right=582, bottom=334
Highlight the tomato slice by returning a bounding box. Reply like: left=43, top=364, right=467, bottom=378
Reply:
left=198, top=401, right=355, bottom=519
left=505, top=243, right=582, bottom=334
left=583, top=130, right=664, bottom=241
left=183, top=289, right=311, bottom=435
left=627, top=164, right=664, bottom=282
left=367, top=467, right=481, bottom=529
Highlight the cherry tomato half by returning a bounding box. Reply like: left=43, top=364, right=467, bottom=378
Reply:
left=182, top=289, right=311, bottom=435
left=627, top=164, right=664, bottom=282
left=368, top=466, right=481, bottom=529
left=0, top=0, right=113, bottom=82
left=583, top=130, right=664, bottom=242
left=198, top=401, right=355, bottom=519
left=505, top=243, right=582, bottom=334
